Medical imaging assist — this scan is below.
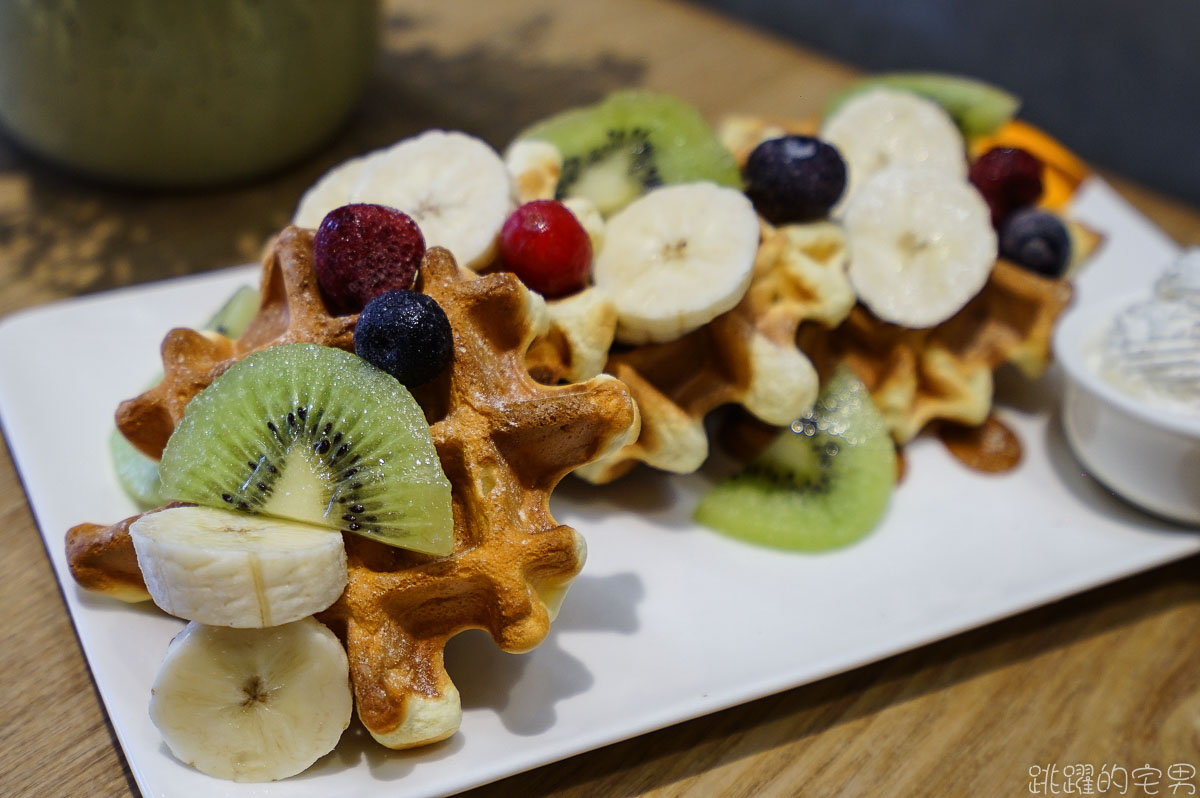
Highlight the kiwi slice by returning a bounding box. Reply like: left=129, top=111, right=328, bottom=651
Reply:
left=204, top=284, right=261, bottom=338
left=695, top=367, right=896, bottom=551
left=109, top=284, right=262, bottom=510
left=109, top=429, right=164, bottom=510
left=826, top=72, right=1020, bottom=139
left=514, top=90, right=742, bottom=215
left=158, top=343, right=454, bottom=556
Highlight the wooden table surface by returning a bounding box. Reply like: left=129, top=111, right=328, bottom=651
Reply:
left=3, top=1, right=1199, bottom=796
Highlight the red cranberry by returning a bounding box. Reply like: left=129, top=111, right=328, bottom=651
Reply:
left=498, top=200, right=592, bottom=298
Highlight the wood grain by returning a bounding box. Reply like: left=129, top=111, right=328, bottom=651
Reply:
left=2, top=1, right=1198, bottom=796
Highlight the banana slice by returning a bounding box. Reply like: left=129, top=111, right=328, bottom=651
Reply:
left=505, top=138, right=563, bottom=203
left=820, top=88, right=967, bottom=211
left=130, top=505, right=347, bottom=628
left=349, top=129, right=515, bottom=269
left=842, top=164, right=997, bottom=329
left=593, top=182, right=760, bottom=345
left=561, top=195, right=605, bottom=254
left=292, top=148, right=388, bottom=229
left=150, top=617, right=352, bottom=782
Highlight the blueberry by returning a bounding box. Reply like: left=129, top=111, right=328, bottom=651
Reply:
left=744, top=136, right=847, bottom=224
left=354, top=290, right=453, bottom=387
left=999, top=207, right=1071, bottom=278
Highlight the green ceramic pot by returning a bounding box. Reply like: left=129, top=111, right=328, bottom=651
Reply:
left=0, top=0, right=379, bottom=187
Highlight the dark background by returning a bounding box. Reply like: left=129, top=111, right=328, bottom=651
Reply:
left=692, top=0, right=1200, bottom=206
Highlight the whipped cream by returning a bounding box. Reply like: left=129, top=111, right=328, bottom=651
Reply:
left=1155, top=248, right=1200, bottom=309
left=1094, top=249, right=1200, bottom=418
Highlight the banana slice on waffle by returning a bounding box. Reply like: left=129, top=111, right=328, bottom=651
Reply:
left=72, top=235, right=638, bottom=751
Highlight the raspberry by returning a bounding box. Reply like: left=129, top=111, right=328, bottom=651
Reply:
left=969, top=146, right=1044, bottom=226
left=498, top=200, right=592, bottom=298
left=313, top=204, right=425, bottom=314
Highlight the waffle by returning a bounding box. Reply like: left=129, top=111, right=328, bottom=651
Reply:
left=66, top=514, right=154, bottom=603
left=70, top=239, right=638, bottom=750
left=116, top=227, right=355, bottom=459
left=529, top=219, right=856, bottom=483
left=798, top=258, right=1073, bottom=442
left=318, top=248, right=636, bottom=747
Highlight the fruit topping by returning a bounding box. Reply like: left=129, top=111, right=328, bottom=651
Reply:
left=204, top=284, right=262, bottom=338
left=353, top=289, right=454, bottom=387
left=968, top=119, right=1089, bottom=211
left=511, top=90, right=741, bottom=216
left=158, top=342, right=454, bottom=556
left=130, top=505, right=347, bottom=628
left=313, top=203, right=424, bottom=314
left=968, top=145, right=1044, bottom=225
left=743, top=135, right=847, bottom=224
left=149, top=617, right=352, bottom=783
left=296, top=130, right=513, bottom=270
left=826, top=72, right=1020, bottom=139
left=293, top=148, right=388, bottom=229
left=998, top=207, right=1071, bottom=277
left=820, top=88, right=968, bottom=211
left=842, top=164, right=997, bottom=328
left=108, top=430, right=166, bottom=511
left=499, top=199, right=593, bottom=297
left=694, top=366, right=896, bottom=550
left=591, top=181, right=760, bottom=344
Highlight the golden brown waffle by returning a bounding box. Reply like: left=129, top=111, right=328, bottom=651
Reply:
left=529, top=220, right=856, bottom=484
left=318, top=248, right=636, bottom=747
left=71, top=241, right=638, bottom=750
left=798, top=259, right=1074, bottom=442
left=116, top=227, right=355, bottom=460
left=66, top=515, right=153, bottom=603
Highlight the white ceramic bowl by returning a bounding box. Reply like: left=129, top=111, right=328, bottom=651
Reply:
left=1053, top=294, right=1200, bottom=525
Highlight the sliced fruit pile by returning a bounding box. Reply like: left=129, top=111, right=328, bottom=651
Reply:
left=286, top=77, right=1100, bottom=548
left=72, top=196, right=637, bottom=781
left=112, top=341, right=454, bottom=782
left=723, top=74, right=1097, bottom=439
left=505, top=77, right=1099, bottom=547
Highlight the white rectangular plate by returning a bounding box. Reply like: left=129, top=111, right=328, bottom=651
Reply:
left=1, top=180, right=1196, bottom=798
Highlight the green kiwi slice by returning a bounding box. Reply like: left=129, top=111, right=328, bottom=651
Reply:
left=514, top=90, right=742, bottom=215
left=826, top=72, right=1020, bottom=139
left=695, top=366, right=896, bottom=551
left=203, top=284, right=261, bottom=338
left=158, top=343, right=454, bottom=556
left=109, top=284, right=262, bottom=510
left=108, top=428, right=164, bottom=510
